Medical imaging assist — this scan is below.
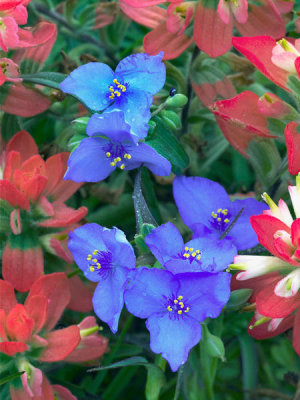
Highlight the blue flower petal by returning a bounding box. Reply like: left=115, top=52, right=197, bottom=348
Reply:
left=144, top=223, right=184, bottom=264
left=60, top=63, right=114, bottom=111
left=227, top=198, right=267, bottom=250
left=126, top=143, right=171, bottom=176
left=146, top=313, right=202, bottom=372
left=68, top=224, right=108, bottom=282
left=124, top=267, right=178, bottom=319
left=93, top=267, right=130, bottom=333
left=176, top=272, right=231, bottom=321
left=64, top=137, right=114, bottom=183
left=173, top=176, right=231, bottom=230
left=115, top=52, right=166, bottom=95
left=86, top=111, right=134, bottom=143
left=104, top=227, right=136, bottom=269
left=109, top=89, right=152, bottom=141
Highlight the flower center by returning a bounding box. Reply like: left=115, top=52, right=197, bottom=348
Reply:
left=167, top=295, right=190, bottom=315
left=107, top=78, right=127, bottom=101
left=210, top=208, right=230, bottom=231
left=104, top=143, right=132, bottom=170
left=87, top=249, right=113, bottom=273
left=181, top=246, right=201, bottom=263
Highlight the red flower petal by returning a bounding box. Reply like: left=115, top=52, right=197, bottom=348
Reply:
left=43, top=153, right=69, bottom=197
left=4, top=150, right=21, bottom=181
left=25, top=295, right=47, bottom=334
left=5, top=130, right=38, bottom=163
left=67, top=275, right=93, bottom=312
left=285, top=121, right=300, bottom=175
left=52, top=385, right=77, bottom=400
left=38, top=202, right=87, bottom=228
left=248, top=314, right=294, bottom=340
left=193, top=3, right=233, bottom=58
left=0, top=179, right=29, bottom=209
left=144, top=21, right=193, bottom=60
left=0, top=279, right=17, bottom=313
left=2, top=245, right=44, bottom=292
left=6, top=304, right=34, bottom=342
left=39, top=325, right=81, bottom=362
left=26, top=273, right=71, bottom=331
left=293, top=308, right=300, bottom=356
left=0, top=341, right=28, bottom=356
left=119, top=0, right=167, bottom=29
left=250, top=214, right=291, bottom=260
left=232, top=36, right=290, bottom=90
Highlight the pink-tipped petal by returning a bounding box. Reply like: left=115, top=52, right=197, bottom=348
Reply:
left=120, top=0, right=167, bottom=28
left=0, top=279, right=17, bottom=313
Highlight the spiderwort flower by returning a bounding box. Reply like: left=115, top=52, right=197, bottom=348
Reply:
left=60, top=52, right=166, bottom=140
left=68, top=223, right=136, bottom=333
left=64, top=111, right=171, bottom=182
left=173, top=176, right=267, bottom=251
left=145, top=222, right=236, bottom=274
left=124, top=267, right=231, bottom=371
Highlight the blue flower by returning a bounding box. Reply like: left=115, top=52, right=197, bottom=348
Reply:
left=145, top=222, right=236, bottom=274
left=64, top=111, right=171, bottom=182
left=173, top=176, right=267, bottom=251
left=68, top=223, right=136, bottom=333
left=60, top=52, right=166, bottom=141
left=124, top=267, right=231, bottom=371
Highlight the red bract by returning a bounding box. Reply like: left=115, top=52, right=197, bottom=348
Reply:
left=1, top=21, right=57, bottom=117
left=210, top=91, right=275, bottom=156
left=121, top=0, right=288, bottom=59
left=0, top=274, right=108, bottom=400
left=231, top=182, right=300, bottom=356
left=285, top=122, right=300, bottom=175
left=0, top=131, right=89, bottom=297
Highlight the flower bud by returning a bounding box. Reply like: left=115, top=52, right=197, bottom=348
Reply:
left=166, top=94, right=188, bottom=108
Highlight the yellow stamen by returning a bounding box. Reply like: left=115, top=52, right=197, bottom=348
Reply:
left=167, top=306, right=173, bottom=312
left=189, top=248, right=193, bottom=252
left=184, top=246, right=189, bottom=251
left=196, top=250, right=200, bottom=254
left=93, top=250, right=98, bottom=255
left=120, top=164, right=125, bottom=170
left=90, top=266, right=95, bottom=272
left=192, top=252, right=196, bottom=257
left=184, top=307, right=190, bottom=313
left=110, top=162, right=116, bottom=167
left=177, top=296, right=183, bottom=300
left=174, top=299, right=178, bottom=304
left=106, top=152, right=111, bottom=158
left=178, top=310, right=182, bottom=315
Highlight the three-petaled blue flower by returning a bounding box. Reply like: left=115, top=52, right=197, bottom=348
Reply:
left=124, top=267, right=231, bottom=371
left=64, top=111, right=171, bottom=182
left=60, top=52, right=166, bottom=141
left=145, top=222, right=236, bottom=274
left=173, top=176, right=267, bottom=251
left=68, top=223, right=136, bottom=333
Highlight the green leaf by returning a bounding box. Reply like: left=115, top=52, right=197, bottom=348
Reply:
left=20, top=72, right=67, bottom=90
left=239, top=334, right=257, bottom=400
left=202, top=325, right=225, bottom=362
left=89, top=356, right=149, bottom=371
left=0, top=371, right=25, bottom=386
left=1, top=114, right=22, bottom=142
left=145, top=365, right=166, bottom=400
left=146, top=116, right=189, bottom=175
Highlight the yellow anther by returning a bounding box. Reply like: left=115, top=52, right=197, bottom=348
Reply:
left=106, top=152, right=111, bottom=158
left=196, top=250, right=200, bottom=254
left=110, top=162, right=116, bottom=167
left=97, top=263, right=101, bottom=269
left=90, top=266, right=95, bottom=272
left=217, top=218, right=221, bottom=222
left=115, top=157, right=121, bottom=162
left=185, top=254, right=190, bottom=258
left=126, top=154, right=131, bottom=159
left=184, top=246, right=189, bottom=251
left=113, top=78, right=119, bottom=84
left=192, top=252, right=196, bottom=257
left=174, top=299, right=178, bottom=304
left=178, top=310, right=182, bottom=315
left=222, top=209, right=228, bottom=215
left=179, top=302, right=184, bottom=308
left=217, top=208, right=222, bottom=213
left=92, top=258, right=98, bottom=263
left=184, top=307, right=190, bottom=313
left=120, top=164, right=125, bottom=170
left=115, top=91, right=121, bottom=97
left=211, top=212, right=217, bottom=218
left=167, top=306, right=173, bottom=312
left=109, top=86, right=114, bottom=92
left=224, top=218, right=229, bottom=223
left=177, top=296, right=183, bottom=300
left=189, top=248, right=193, bottom=252
left=109, top=94, right=115, bottom=100
left=197, top=255, right=201, bottom=260
left=93, top=250, right=98, bottom=255
left=87, top=255, right=92, bottom=261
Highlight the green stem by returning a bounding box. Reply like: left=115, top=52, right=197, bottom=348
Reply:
left=174, top=365, right=185, bottom=400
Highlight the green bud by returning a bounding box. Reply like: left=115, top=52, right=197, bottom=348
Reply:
left=160, top=110, right=182, bottom=131
left=72, top=117, right=89, bottom=135
left=134, top=234, right=151, bottom=254
left=141, top=223, right=156, bottom=238
left=166, top=94, right=188, bottom=108
left=202, top=325, right=225, bottom=361
left=224, top=289, right=253, bottom=310
left=69, top=133, right=87, bottom=153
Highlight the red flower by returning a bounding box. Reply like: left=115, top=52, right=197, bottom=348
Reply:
left=0, top=131, right=89, bottom=296
left=0, top=273, right=108, bottom=400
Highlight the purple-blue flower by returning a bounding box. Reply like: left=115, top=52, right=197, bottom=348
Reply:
left=124, top=267, right=231, bottom=371
left=68, top=223, right=136, bottom=333
left=64, top=111, right=171, bottom=182
left=145, top=222, right=236, bottom=274
left=173, top=176, right=267, bottom=251
left=60, top=52, right=166, bottom=140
